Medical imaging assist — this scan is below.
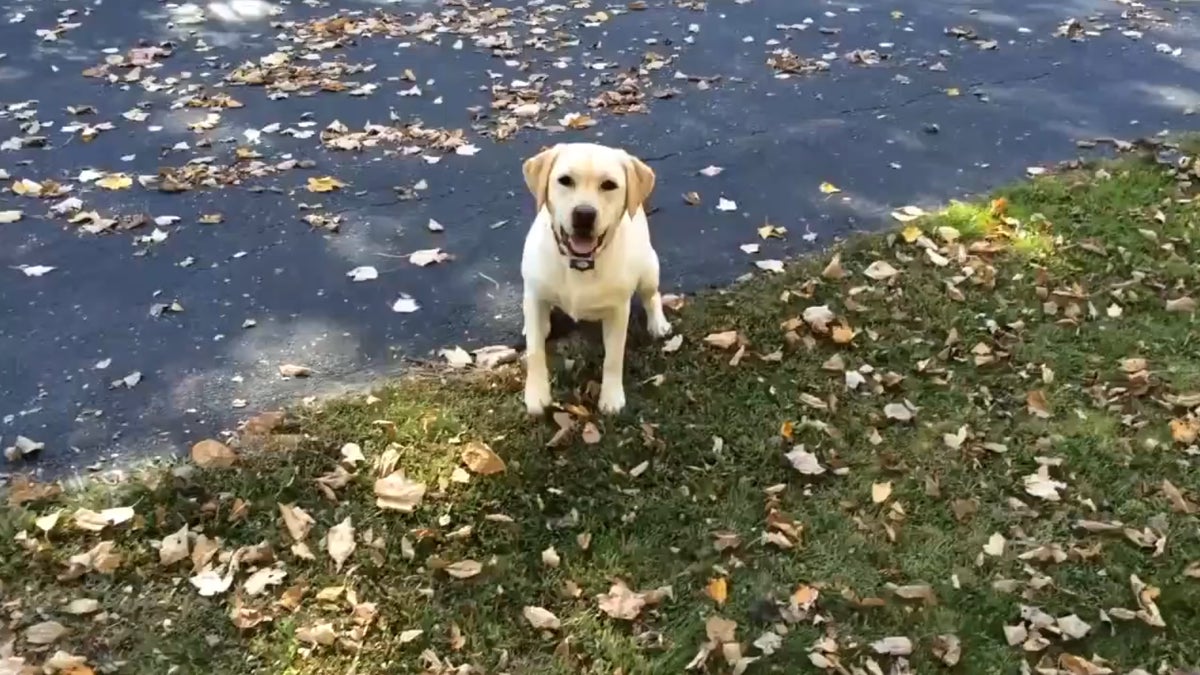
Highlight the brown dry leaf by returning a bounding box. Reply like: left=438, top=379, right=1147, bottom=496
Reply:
left=871, top=481, right=892, bottom=504
left=190, top=439, right=237, bottom=469
left=1130, top=574, right=1166, bottom=627
left=931, top=634, right=961, bottom=666
left=72, top=506, right=134, bottom=532
left=159, top=524, right=190, bottom=566
left=445, top=559, right=483, bottom=579
left=522, top=606, right=561, bottom=631
left=705, top=615, right=738, bottom=643
left=596, top=580, right=647, bottom=620
left=706, top=577, right=729, bottom=606
left=888, top=583, right=936, bottom=604
left=461, top=441, right=506, bottom=475
left=822, top=254, right=846, bottom=279
left=1165, top=296, right=1197, bottom=313
left=831, top=324, right=855, bottom=344
left=1026, top=389, right=1052, bottom=418
left=1023, top=465, right=1067, bottom=502
left=785, top=446, right=825, bottom=475
left=883, top=402, right=914, bottom=422
left=374, top=471, right=426, bottom=512
left=327, top=517, right=356, bottom=572
left=1170, top=417, right=1200, bottom=444
left=863, top=260, right=900, bottom=281
left=278, top=363, right=312, bottom=378
left=703, top=330, right=739, bottom=349
left=871, top=636, right=913, bottom=656
left=25, top=620, right=68, bottom=645
left=278, top=503, right=315, bottom=542
left=1059, top=654, right=1114, bottom=675
left=1161, top=479, right=1196, bottom=514
left=296, top=622, right=337, bottom=646
left=1184, top=561, right=1200, bottom=578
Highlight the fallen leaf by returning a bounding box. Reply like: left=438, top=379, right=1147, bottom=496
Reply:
left=18, top=265, right=55, bottom=278
left=73, top=507, right=134, bottom=532
left=717, top=197, right=738, bottom=212
left=871, top=481, right=893, bottom=504
left=1056, top=614, right=1091, bottom=640
left=96, top=173, right=133, bottom=190
left=863, top=260, right=899, bottom=280
left=541, top=546, right=561, bottom=568
left=983, top=532, right=1006, bottom=557
left=703, top=330, right=739, bottom=349
left=461, top=441, right=506, bottom=475
left=278, top=364, right=311, bottom=378
left=296, top=622, right=337, bottom=646
left=597, top=581, right=647, bottom=620
left=409, top=248, right=449, bottom=267
left=883, top=402, right=914, bottom=422
left=706, top=615, right=738, bottom=643
left=159, top=525, right=190, bottom=566
left=306, top=176, right=345, bottom=193
left=1023, top=465, right=1067, bottom=501
left=523, top=606, right=561, bottom=631
left=327, top=517, right=356, bottom=572
left=25, top=621, right=68, bottom=645
left=445, top=559, right=483, bottom=579
left=699, top=165, right=724, bottom=177
left=822, top=254, right=845, bottom=279
left=374, top=471, right=426, bottom=512
left=65, top=598, right=101, bottom=615
left=1166, top=296, right=1196, bottom=313
left=340, top=443, right=366, bottom=466
left=278, top=503, right=315, bottom=542
left=191, top=439, right=236, bottom=469
left=819, top=181, right=841, bottom=194
left=785, top=446, right=826, bottom=475
left=582, top=422, right=602, bottom=444
left=931, top=634, right=962, bottom=666
left=392, top=296, right=420, bottom=313
left=347, top=266, right=378, bottom=282
left=242, top=567, right=286, bottom=596
left=0, top=210, right=22, bottom=223
left=1026, top=390, right=1052, bottom=418
left=871, top=636, right=912, bottom=656
left=398, top=629, right=424, bottom=644
left=706, top=577, right=729, bottom=606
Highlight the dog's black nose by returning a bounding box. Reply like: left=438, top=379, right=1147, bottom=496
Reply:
left=571, top=205, right=597, bottom=234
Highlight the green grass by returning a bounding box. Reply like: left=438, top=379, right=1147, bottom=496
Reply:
left=4, top=153, right=1200, bottom=674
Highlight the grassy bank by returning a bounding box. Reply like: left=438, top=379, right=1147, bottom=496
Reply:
left=3, top=149, right=1200, bottom=675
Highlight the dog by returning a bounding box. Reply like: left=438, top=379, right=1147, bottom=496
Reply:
left=519, top=142, right=673, bottom=415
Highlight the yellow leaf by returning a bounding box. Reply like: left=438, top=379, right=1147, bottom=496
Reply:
left=819, top=181, right=841, bottom=194
left=891, top=10, right=904, bottom=19
left=12, top=178, right=42, bottom=196
left=757, top=224, right=786, bottom=239
left=307, top=176, right=346, bottom=193
left=946, top=87, right=961, bottom=97
left=780, top=420, right=794, bottom=440
left=705, top=577, right=728, bottom=606
left=96, top=173, right=133, bottom=190
left=831, top=324, right=855, bottom=344
left=901, top=224, right=923, bottom=243
left=871, top=481, right=893, bottom=504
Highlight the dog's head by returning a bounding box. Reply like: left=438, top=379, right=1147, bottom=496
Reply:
left=522, top=143, right=655, bottom=261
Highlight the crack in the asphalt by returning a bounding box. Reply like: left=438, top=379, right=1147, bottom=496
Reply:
left=837, top=70, right=1053, bottom=115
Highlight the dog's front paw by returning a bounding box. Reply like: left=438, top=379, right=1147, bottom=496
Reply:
left=525, top=379, right=552, bottom=416
left=598, top=385, right=626, bottom=415
left=647, top=314, right=673, bottom=339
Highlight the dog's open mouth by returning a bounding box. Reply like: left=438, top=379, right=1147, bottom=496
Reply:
left=567, top=234, right=599, bottom=257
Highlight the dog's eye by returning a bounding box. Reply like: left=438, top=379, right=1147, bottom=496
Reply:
left=557, top=175, right=574, bottom=188
left=600, top=180, right=619, bottom=191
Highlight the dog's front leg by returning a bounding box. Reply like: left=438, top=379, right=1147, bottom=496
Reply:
left=598, top=303, right=631, bottom=414
left=523, top=294, right=553, bottom=415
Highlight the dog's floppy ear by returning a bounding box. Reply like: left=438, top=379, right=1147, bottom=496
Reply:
left=623, top=152, right=656, bottom=218
left=523, top=144, right=561, bottom=212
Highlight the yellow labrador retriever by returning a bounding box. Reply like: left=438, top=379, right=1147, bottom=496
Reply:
left=520, top=142, right=672, bottom=415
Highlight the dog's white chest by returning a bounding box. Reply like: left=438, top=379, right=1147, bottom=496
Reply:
left=543, top=270, right=630, bottom=321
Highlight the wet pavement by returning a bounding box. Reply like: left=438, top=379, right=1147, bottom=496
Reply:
left=1, top=0, right=1197, bottom=476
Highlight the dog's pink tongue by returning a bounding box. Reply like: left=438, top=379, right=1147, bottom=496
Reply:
left=569, top=235, right=597, bottom=256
